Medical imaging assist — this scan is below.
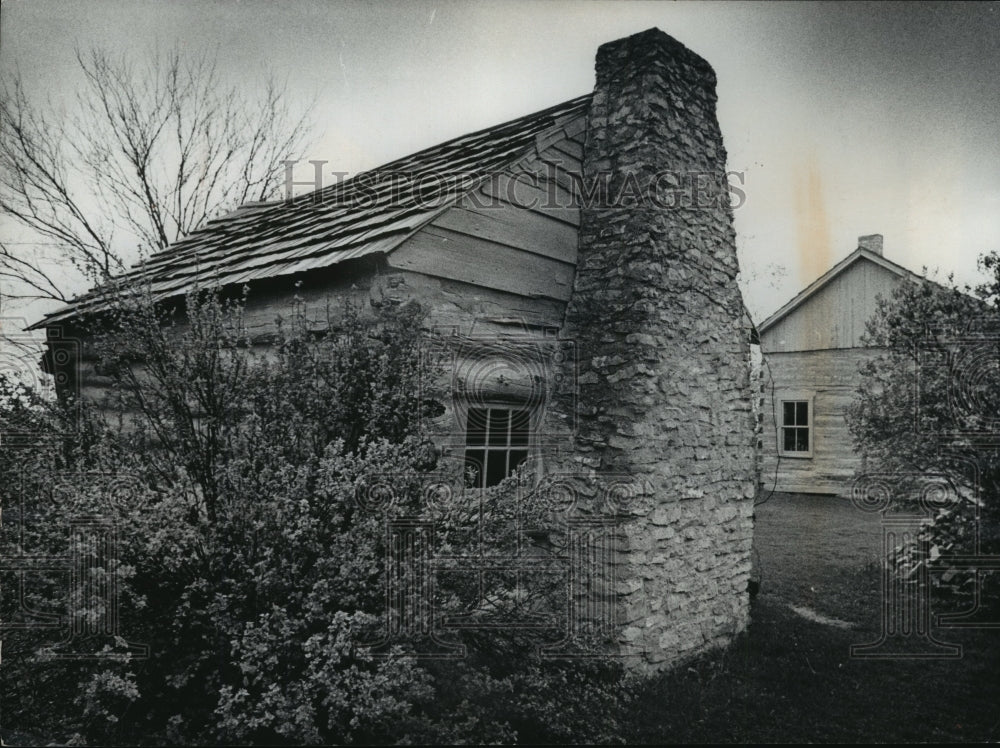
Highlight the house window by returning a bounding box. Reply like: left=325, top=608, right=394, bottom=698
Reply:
left=780, top=399, right=811, bottom=456
left=463, top=406, right=531, bottom=488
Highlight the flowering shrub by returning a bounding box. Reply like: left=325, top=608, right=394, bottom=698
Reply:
left=848, top=252, right=1000, bottom=607
left=1, top=289, right=633, bottom=745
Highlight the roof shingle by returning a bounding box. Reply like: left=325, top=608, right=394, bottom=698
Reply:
left=32, top=94, right=591, bottom=329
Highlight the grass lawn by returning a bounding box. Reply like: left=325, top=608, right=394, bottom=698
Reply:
left=626, top=492, right=1000, bottom=743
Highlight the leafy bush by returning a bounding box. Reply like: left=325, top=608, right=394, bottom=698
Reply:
left=1, top=288, right=634, bottom=745
left=847, top=252, right=1000, bottom=606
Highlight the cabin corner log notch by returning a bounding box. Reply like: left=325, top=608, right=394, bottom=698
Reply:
left=557, top=27, right=756, bottom=670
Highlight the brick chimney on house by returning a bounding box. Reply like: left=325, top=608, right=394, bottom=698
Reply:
left=858, top=234, right=883, bottom=255
left=557, top=28, right=756, bottom=671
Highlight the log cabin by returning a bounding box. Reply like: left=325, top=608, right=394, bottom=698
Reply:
left=29, top=28, right=757, bottom=672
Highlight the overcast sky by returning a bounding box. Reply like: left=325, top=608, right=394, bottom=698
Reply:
left=2, top=0, right=999, bottom=325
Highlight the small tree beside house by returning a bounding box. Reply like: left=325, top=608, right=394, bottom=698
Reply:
left=847, top=250, right=1000, bottom=609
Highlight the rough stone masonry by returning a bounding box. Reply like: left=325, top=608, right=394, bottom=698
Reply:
left=557, top=28, right=756, bottom=671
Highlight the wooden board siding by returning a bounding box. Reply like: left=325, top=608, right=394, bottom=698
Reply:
left=374, top=271, right=568, bottom=333
left=759, top=348, right=884, bottom=495
left=386, top=131, right=583, bottom=306
left=760, top=257, right=907, bottom=352
left=388, top=225, right=576, bottom=302
left=244, top=266, right=570, bottom=337
left=432, top=204, right=577, bottom=264
left=71, top=265, right=570, bottom=412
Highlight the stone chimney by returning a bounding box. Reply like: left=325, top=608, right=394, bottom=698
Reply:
left=858, top=234, right=883, bottom=255
left=558, top=28, right=756, bottom=671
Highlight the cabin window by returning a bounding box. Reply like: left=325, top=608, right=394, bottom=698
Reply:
left=463, top=406, right=531, bottom=488
left=779, top=399, right=812, bottom=457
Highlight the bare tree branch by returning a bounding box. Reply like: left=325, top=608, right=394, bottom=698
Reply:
left=0, top=46, right=315, bottom=313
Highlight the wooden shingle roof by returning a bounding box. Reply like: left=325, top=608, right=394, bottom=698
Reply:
left=32, top=94, right=592, bottom=329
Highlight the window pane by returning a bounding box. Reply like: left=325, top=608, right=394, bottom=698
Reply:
left=509, top=449, right=528, bottom=475
left=464, top=450, right=484, bottom=488
left=484, top=451, right=508, bottom=487
left=796, top=401, right=808, bottom=426
left=466, top=408, right=487, bottom=446
left=510, top=409, right=530, bottom=446
left=783, top=401, right=795, bottom=426
left=467, top=407, right=534, bottom=487
left=782, top=427, right=796, bottom=452
left=488, top=409, right=510, bottom=446
left=795, top=428, right=809, bottom=452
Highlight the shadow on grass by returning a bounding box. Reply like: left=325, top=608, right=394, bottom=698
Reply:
left=626, top=563, right=1000, bottom=744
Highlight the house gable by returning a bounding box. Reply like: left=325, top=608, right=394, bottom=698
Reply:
left=385, top=114, right=585, bottom=333
left=759, top=249, right=920, bottom=352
